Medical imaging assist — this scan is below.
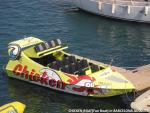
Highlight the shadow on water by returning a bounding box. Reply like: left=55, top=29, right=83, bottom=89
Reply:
left=65, top=9, right=150, bottom=67
left=5, top=77, right=129, bottom=113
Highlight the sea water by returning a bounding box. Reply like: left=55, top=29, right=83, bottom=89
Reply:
left=0, top=0, right=150, bottom=113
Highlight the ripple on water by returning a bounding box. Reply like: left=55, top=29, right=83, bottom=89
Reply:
left=0, top=0, right=150, bottom=112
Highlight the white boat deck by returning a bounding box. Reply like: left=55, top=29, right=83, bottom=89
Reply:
left=70, top=0, right=150, bottom=23
left=131, top=89, right=150, bottom=112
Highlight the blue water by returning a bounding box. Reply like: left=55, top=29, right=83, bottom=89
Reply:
left=0, top=0, right=150, bottom=112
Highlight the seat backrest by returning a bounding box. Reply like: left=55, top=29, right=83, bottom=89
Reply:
left=61, top=65, right=69, bottom=73
left=47, top=39, right=62, bottom=47
left=69, top=56, right=76, bottom=63
left=53, top=39, right=62, bottom=46
left=35, top=43, right=46, bottom=52
left=91, top=64, right=99, bottom=73
left=80, top=59, right=89, bottom=68
left=35, top=39, right=62, bottom=52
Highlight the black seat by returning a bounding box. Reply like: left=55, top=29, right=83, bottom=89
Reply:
left=75, top=60, right=82, bottom=71
left=69, top=56, right=76, bottom=63
left=80, top=59, right=89, bottom=68
left=35, top=43, right=45, bottom=52
left=35, top=39, right=62, bottom=52
left=46, top=39, right=62, bottom=48
left=62, top=56, right=70, bottom=66
left=35, top=45, right=41, bottom=52
left=50, top=40, right=56, bottom=47
left=77, top=70, right=85, bottom=75
left=69, top=63, right=76, bottom=74
left=91, top=64, right=99, bottom=73
left=56, top=60, right=62, bottom=69
left=49, top=61, right=59, bottom=70
left=41, top=43, right=47, bottom=50
left=47, top=41, right=53, bottom=48
left=61, top=65, right=69, bottom=73
left=53, top=39, right=62, bottom=46
left=44, top=42, right=51, bottom=49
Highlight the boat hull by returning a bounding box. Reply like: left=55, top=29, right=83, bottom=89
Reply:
left=6, top=69, right=133, bottom=98
left=70, top=0, right=150, bottom=23
left=5, top=37, right=135, bottom=98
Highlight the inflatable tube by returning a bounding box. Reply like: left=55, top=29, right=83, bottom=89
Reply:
left=0, top=101, right=26, bottom=113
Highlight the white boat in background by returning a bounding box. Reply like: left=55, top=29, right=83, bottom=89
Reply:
left=69, top=0, right=150, bottom=23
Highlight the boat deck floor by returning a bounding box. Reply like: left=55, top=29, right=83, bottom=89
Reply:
left=131, top=89, right=150, bottom=112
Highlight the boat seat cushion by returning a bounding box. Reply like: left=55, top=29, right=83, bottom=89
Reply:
left=91, top=64, right=99, bottom=73
left=47, top=39, right=62, bottom=48
left=48, top=56, right=90, bottom=75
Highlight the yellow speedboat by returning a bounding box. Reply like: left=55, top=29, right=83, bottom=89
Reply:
left=5, top=37, right=135, bottom=97
left=0, top=102, right=25, bottom=113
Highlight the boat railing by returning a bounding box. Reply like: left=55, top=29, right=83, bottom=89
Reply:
left=96, top=0, right=150, bottom=6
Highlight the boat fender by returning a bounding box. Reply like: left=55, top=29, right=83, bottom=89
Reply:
left=8, top=44, right=21, bottom=60
left=98, top=1, right=102, bottom=11
left=50, top=39, right=62, bottom=47
left=44, top=42, right=50, bottom=49
left=112, top=4, right=115, bottom=14
left=127, top=5, right=131, bottom=14
left=53, top=39, right=62, bottom=46
left=51, top=40, right=56, bottom=47
left=144, top=6, right=149, bottom=16
left=0, top=101, right=26, bottom=113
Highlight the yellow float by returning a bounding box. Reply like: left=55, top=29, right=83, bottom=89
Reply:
left=0, top=102, right=25, bottom=113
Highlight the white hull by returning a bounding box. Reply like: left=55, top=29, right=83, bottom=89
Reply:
left=70, top=0, right=150, bottom=23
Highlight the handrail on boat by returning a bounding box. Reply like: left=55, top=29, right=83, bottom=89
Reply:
left=97, top=0, right=150, bottom=6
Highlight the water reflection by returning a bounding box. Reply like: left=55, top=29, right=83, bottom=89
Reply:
left=7, top=78, right=127, bottom=113
left=66, top=10, right=150, bottom=67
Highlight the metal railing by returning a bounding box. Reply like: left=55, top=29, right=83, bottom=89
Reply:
left=96, top=0, right=150, bottom=6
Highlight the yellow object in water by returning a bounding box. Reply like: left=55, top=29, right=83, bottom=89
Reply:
left=0, top=101, right=25, bottom=113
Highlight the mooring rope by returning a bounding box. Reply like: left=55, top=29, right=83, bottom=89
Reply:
left=125, top=89, right=138, bottom=102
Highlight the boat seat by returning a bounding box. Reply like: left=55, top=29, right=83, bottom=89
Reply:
left=47, top=56, right=89, bottom=75
left=56, top=60, right=63, bottom=68
left=75, top=60, right=82, bottom=70
left=51, top=61, right=59, bottom=70
left=69, top=56, right=76, bottom=63
left=62, top=56, right=70, bottom=65
left=47, top=39, right=62, bottom=48
left=44, top=42, right=51, bottom=49
left=91, top=64, right=99, bottom=73
left=35, top=39, right=62, bottom=53
left=69, top=63, right=76, bottom=74
left=53, top=39, right=62, bottom=46
left=41, top=43, right=47, bottom=50
left=61, top=65, right=69, bottom=73
left=48, top=60, right=63, bottom=70
left=75, top=69, right=85, bottom=75
left=79, top=70, right=85, bottom=75
left=35, top=43, right=47, bottom=52
left=80, top=59, right=89, bottom=68
left=47, top=40, right=55, bottom=48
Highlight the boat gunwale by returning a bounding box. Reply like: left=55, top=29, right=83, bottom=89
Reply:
left=96, top=0, right=150, bottom=7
